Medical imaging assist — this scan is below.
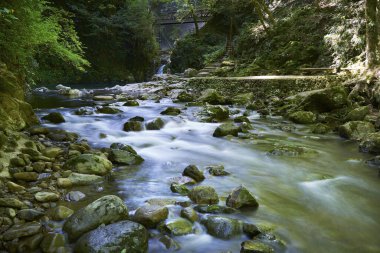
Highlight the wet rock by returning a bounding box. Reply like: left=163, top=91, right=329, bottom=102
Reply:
left=50, top=206, right=74, bottom=221
left=124, top=100, right=140, bottom=106
left=243, top=223, right=261, bottom=237
left=240, top=241, right=274, bottom=253
left=35, top=192, right=60, bottom=202
left=161, top=107, right=181, bottom=116
left=158, top=218, right=193, bottom=236
left=63, top=154, right=112, bottom=176
left=145, top=198, right=177, bottom=206
left=169, top=176, right=196, bottom=186
left=203, top=105, right=230, bottom=122
left=182, top=165, right=205, bottom=182
left=17, top=233, right=44, bottom=252
left=96, top=106, right=122, bottom=114
left=184, top=68, right=198, bottom=78
left=41, top=233, right=66, bottom=253
left=110, top=143, right=138, bottom=154
left=0, top=208, right=16, bottom=218
left=63, top=195, right=129, bottom=241
left=42, top=112, right=65, bottom=124
left=177, top=91, right=194, bottom=102
left=65, top=191, right=86, bottom=202
left=170, top=183, right=190, bottom=195
left=180, top=207, right=198, bottom=222
left=74, top=108, right=94, bottom=116
left=207, top=165, right=230, bottom=176
left=159, top=235, right=181, bottom=250
left=29, top=126, right=50, bottom=135
left=2, top=222, right=42, bottom=241
left=123, top=121, right=143, bottom=132
left=10, top=157, right=26, bottom=167
left=346, top=106, right=371, bottom=121
left=129, top=116, right=145, bottom=122
left=17, top=209, right=44, bottom=221
left=311, top=123, right=331, bottom=134
left=57, top=178, right=73, bottom=188
left=213, top=123, right=240, bottom=137
left=359, top=133, right=380, bottom=154
left=133, top=205, right=169, bottom=228
left=199, top=89, right=226, bottom=105
left=288, top=111, right=316, bottom=124
left=7, top=181, right=25, bottom=192
left=108, top=149, right=144, bottom=165
left=93, top=95, right=114, bottom=101
left=202, top=216, right=243, bottom=239
left=47, top=129, right=79, bottom=142
left=0, top=198, right=26, bottom=209
left=146, top=118, right=165, bottom=130
left=234, top=116, right=251, bottom=123
left=67, top=173, right=103, bottom=186
left=338, top=121, right=375, bottom=140
left=194, top=205, right=235, bottom=214
left=226, top=186, right=259, bottom=209
left=74, top=221, right=148, bottom=253
left=188, top=186, right=219, bottom=204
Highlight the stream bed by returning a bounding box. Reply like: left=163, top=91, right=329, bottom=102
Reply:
left=29, top=81, right=380, bottom=253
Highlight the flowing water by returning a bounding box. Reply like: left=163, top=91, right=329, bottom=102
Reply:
left=30, top=81, right=380, bottom=253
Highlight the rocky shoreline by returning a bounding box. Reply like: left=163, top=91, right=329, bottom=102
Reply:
left=0, top=74, right=379, bottom=253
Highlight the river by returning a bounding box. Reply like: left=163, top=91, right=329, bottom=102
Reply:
left=29, top=80, right=380, bottom=253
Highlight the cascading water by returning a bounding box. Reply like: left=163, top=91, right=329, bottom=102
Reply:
left=157, top=64, right=166, bottom=75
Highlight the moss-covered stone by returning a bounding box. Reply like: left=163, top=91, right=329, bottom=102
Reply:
left=108, top=149, right=144, bottom=165
left=42, top=112, right=65, bottom=124
left=158, top=218, right=193, bottom=236
left=188, top=186, right=219, bottom=204
left=288, top=111, right=316, bottom=124
left=241, top=241, right=274, bottom=253
left=213, top=123, right=240, bottom=137
left=338, top=121, right=375, bottom=140
left=346, top=106, right=371, bottom=121
left=226, top=186, right=259, bottom=209
left=63, top=154, right=112, bottom=176
left=134, top=205, right=168, bottom=228
left=96, top=106, right=122, bottom=114
left=161, top=107, right=181, bottom=116
left=182, top=165, right=205, bottom=182
left=146, top=118, right=165, bottom=130
left=202, top=216, right=243, bottom=239
left=359, top=133, right=380, bottom=154
left=124, top=100, right=140, bottom=106
left=198, top=89, right=226, bottom=105
left=123, top=121, right=143, bottom=132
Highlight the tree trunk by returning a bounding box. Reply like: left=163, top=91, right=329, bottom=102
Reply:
left=366, top=0, right=378, bottom=68
left=190, top=8, right=199, bottom=36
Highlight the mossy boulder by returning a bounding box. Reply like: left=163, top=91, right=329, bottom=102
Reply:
left=299, top=86, right=348, bottom=113
left=133, top=205, right=169, bottom=228
left=182, top=165, right=205, bottom=182
left=158, top=218, right=193, bottom=236
left=40, top=233, right=66, bottom=253
left=180, top=207, right=198, bottom=222
left=198, top=89, right=226, bottom=105
left=170, top=183, right=190, bottom=195
left=241, top=241, right=274, bottom=253
left=63, top=195, right=129, bottom=241
left=288, top=111, right=316, bottom=124
left=124, top=100, right=140, bottom=106
left=194, top=205, right=235, bottom=214
left=161, top=107, right=181, bottom=116
left=346, top=106, right=371, bottom=121
left=63, top=154, right=112, bottom=176
left=226, top=186, right=259, bottom=209
left=311, top=123, right=331, bottom=134
left=188, top=186, right=219, bottom=204
left=67, top=173, right=103, bottom=186
left=213, top=123, right=240, bottom=137
left=267, top=145, right=318, bottom=157
left=96, top=107, right=122, bottom=114
left=359, top=133, right=380, bottom=154
left=202, top=216, right=243, bottom=239
left=42, top=112, right=65, bottom=124
left=338, top=121, right=375, bottom=140
left=177, top=91, right=195, bottom=102
left=203, top=105, right=230, bottom=122
left=74, top=221, right=148, bottom=253
left=146, top=118, right=165, bottom=130
left=109, top=149, right=144, bottom=165
left=207, top=165, right=230, bottom=176
left=232, top=93, right=254, bottom=105
left=123, top=121, right=143, bottom=132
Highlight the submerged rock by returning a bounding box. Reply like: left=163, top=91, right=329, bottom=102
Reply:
left=207, top=165, right=230, bottom=176
left=182, top=165, right=205, bottom=182
left=74, top=221, right=148, bottom=253
left=42, top=112, right=65, bottom=124
left=63, top=195, right=129, bottom=241
left=123, top=121, right=143, bottom=132
left=267, top=145, right=318, bottom=157
left=202, top=216, right=243, bottom=239
left=108, top=149, right=144, bottom=165
left=124, top=100, right=140, bottom=106
left=213, top=123, right=240, bottom=137
left=96, top=106, right=122, bottom=114
left=338, top=121, right=375, bottom=140
left=241, top=241, right=274, bottom=253
left=188, top=186, right=219, bottom=205
left=133, top=205, right=168, bottom=228
left=146, top=118, right=165, bottom=130
left=226, top=186, right=259, bottom=209
left=63, top=154, right=112, bottom=176
left=360, top=133, right=380, bottom=154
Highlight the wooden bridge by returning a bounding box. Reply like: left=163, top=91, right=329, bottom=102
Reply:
left=157, top=10, right=211, bottom=26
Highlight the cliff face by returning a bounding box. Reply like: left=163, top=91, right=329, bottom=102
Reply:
left=0, top=63, right=39, bottom=131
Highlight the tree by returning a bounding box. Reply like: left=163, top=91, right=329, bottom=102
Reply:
left=175, top=0, right=212, bottom=35
left=366, top=0, right=378, bottom=68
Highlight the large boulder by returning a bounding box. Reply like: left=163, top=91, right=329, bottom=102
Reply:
left=1, top=222, right=42, bottom=241
left=202, top=216, right=243, bottom=239
left=63, top=195, right=129, bottom=241
left=42, top=112, right=66, bottom=124
left=133, top=205, right=169, bottom=228
left=63, top=154, right=112, bottom=176
left=96, top=106, right=122, bottom=114
left=298, top=86, right=348, bottom=113
left=74, top=221, right=148, bottom=253
left=359, top=133, right=380, bottom=154
left=146, top=118, right=165, bottom=130
left=108, top=149, right=144, bottom=165
left=198, top=89, right=226, bottom=105
left=346, top=106, right=371, bottom=121
left=161, top=107, right=181, bottom=116
left=226, top=186, right=259, bottom=209
left=188, top=186, right=219, bottom=205
left=241, top=241, right=274, bottom=253
left=158, top=218, right=193, bottom=236
left=182, top=165, right=205, bottom=182
left=232, top=93, right=254, bottom=105
left=123, top=121, right=143, bottom=132
left=338, top=121, right=375, bottom=140
left=203, top=105, right=230, bottom=122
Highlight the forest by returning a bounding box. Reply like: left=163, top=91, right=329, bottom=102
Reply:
left=0, top=1, right=380, bottom=253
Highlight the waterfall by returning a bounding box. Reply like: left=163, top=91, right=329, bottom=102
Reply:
left=157, top=64, right=166, bottom=75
